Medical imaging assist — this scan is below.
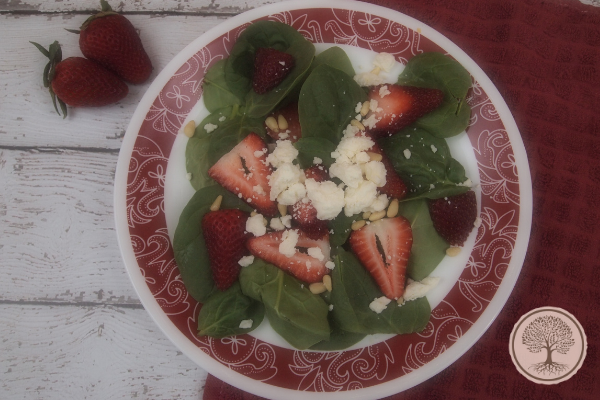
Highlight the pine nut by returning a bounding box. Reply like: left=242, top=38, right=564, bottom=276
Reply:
left=350, top=119, right=365, bottom=131
left=277, top=114, right=288, bottom=130
left=370, top=66, right=381, bottom=75
left=360, top=101, right=371, bottom=116
left=397, top=296, right=405, bottom=306
left=387, top=199, right=399, bottom=218
left=265, top=116, right=279, bottom=132
left=277, top=203, right=287, bottom=216
left=209, top=195, right=223, bottom=211
left=323, top=275, right=332, bottom=292
left=367, top=152, right=383, bottom=162
left=309, top=282, right=327, bottom=294
left=183, top=120, right=196, bottom=138
left=362, top=211, right=372, bottom=219
left=446, top=247, right=461, bottom=257
left=369, top=210, right=386, bottom=221
left=250, top=211, right=257, bottom=217
left=351, top=220, right=366, bottom=230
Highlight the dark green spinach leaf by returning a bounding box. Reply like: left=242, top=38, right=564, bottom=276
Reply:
left=309, top=313, right=366, bottom=351
left=399, top=200, right=448, bottom=281
left=328, top=213, right=361, bottom=248
left=310, top=46, right=355, bottom=77
left=299, top=64, right=367, bottom=144
left=198, top=282, right=264, bottom=337
left=397, top=52, right=472, bottom=138
left=239, top=260, right=330, bottom=350
left=173, top=186, right=253, bottom=302
left=379, top=127, right=470, bottom=199
left=202, top=59, right=244, bottom=112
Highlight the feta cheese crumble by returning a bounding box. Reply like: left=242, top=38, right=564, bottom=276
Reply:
left=238, top=255, right=255, bottom=267
left=304, top=178, right=345, bottom=220
left=307, top=247, right=324, bottom=261
left=369, top=296, right=392, bottom=314
left=239, top=319, right=253, bottom=329
left=325, top=261, right=335, bottom=270
left=246, top=214, right=266, bottom=237
left=279, top=229, right=299, bottom=257
left=204, top=123, right=218, bottom=133
left=403, top=149, right=411, bottom=159
left=372, top=52, right=396, bottom=72
left=403, top=277, right=440, bottom=302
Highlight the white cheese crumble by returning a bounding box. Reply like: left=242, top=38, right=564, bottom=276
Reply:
left=313, top=157, right=323, bottom=165
left=379, top=85, right=391, bottom=97
left=328, top=304, right=334, bottom=311
left=403, top=149, right=411, bottom=159
left=325, top=261, right=335, bottom=270
left=431, top=144, right=438, bottom=153
left=239, top=319, right=253, bottom=329
left=204, top=123, right=218, bottom=133
left=246, top=214, right=266, bottom=237
left=253, top=185, right=265, bottom=195
left=278, top=131, right=290, bottom=139
left=344, top=181, right=378, bottom=216
left=364, top=161, right=387, bottom=187
left=307, top=247, right=324, bottom=261
left=238, top=255, right=255, bottom=267
left=304, top=178, right=345, bottom=220
left=372, top=52, right=396, bottom=72
left=268, top=163, right=304, bottom=201
left=218, top=116, right=226, bottom=122
left=277, top=182, right=306, bottom=206
left=280, top=215, right=292, bottom=228
left=329, top=162, right=364, bottom=188
left=266, top=140, right=299, bottom=168
left=270, top=217, right=285, bottom=231
left=279, top=229, right=299, bottom=257
left=354, top=71, right=385, bottom=87
left=403, top=277, right=440, bottom=302
left=362, top=114, right=380, bottom=129
left=369, top=296, right=392, bottom=314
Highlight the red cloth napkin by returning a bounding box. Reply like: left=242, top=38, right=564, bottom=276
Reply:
left=204, top=0, right=600, bottom=398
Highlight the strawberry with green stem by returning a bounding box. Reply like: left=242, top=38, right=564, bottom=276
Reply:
left=31, top=41, right=128, bottom=118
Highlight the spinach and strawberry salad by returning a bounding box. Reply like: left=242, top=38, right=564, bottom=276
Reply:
left=173, top=21, right=478, bottom=351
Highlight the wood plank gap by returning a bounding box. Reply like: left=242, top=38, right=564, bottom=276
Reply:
left=0, top=10, right=240, bottom=17
left=0, top=299, right=144, bottom=309
left=0, top=145, right=121, bottom=154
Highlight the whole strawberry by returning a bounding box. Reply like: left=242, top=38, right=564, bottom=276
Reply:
left=428, top=190, right=477, bottom=246
left=31, top=41, right=128, bottom=118
left=202, top=209, right=251, bottom=291
left=73, top=0, right=152, bottom=84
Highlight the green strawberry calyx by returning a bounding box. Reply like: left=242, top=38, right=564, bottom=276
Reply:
left=79, top=0, right=119, bottom=31
left=30, top=40, right=68, bottom=118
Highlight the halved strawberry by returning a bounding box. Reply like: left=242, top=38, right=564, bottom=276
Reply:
left=288, top=200, right=329, bottom=240
left=202, top=209, right=251, bottom=291
left=428, top=190, right=477, bottom=246
left=364, top=138, right=407, bottom=199
left=304, top=165, right=328, bottom=182
left=253, top=47, right=295, bottom=94
left=366, top=84, right=444, bottom=138
left=246, top=230, right=331, bottom=283
left=349, top=217, right=413, bottom=299
left=208, top=133, right=278, bottom=217
left=265, top=102, right=302, bottom=143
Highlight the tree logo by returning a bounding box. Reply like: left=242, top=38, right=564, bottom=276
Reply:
left=509, top=307, right=587, bottom=384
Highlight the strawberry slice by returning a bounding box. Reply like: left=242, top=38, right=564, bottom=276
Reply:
left=428, top=190, right=477, bottom=246
left=246, top=230, right=331, bottom=283
left=202, top=209, right=251, bottom=291
left=349, top=217, right=413, bottom=299
left=208, top=133, right=278, bottom=217
left=284, top=166, right=329, bottom=239
left=364, top=137, right=407, bottom=199
left=304, top=165, right=328, bottom=182
left=265, top=102, right=302, bottom=143
left=252, top=47, right=295, bottom=94
left=366, top=84, right=444, bottom=138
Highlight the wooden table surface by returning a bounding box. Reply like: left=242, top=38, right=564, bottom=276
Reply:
left=2, top=0, right=598, bottom=399
left=0, top=1, right=275, bottom=398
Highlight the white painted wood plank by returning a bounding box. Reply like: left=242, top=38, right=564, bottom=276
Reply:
left=0, top=149, right=142, bottom=304
left=0, top=14, right=224, bottom=149
left=1, top=0, right=275, bottom=13
left=0, top=304, right=207, bottom=399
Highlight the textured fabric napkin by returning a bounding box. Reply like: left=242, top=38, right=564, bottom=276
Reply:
left=203, top=0, right=600, bottom=398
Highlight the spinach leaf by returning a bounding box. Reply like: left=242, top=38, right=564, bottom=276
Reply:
left=294, top=137, right=337, bottom=169
left=328, top=213, right=361, bottom=248
left=239, top=260, right=330, bottom=350
left=224, top=21, right=315, bottom=118
left=198, top=282, right=264, bottom=338
left=309, top=313, right=366, bottom=351
left=185, top=106, right=266, bottom=191
left=310, top=46, right=355, bottom=77
left=299, top=64, right=367, bottom=144
left=173, top=186, right=253, bottom=302
left=330, top=250, right=431, bottom=335
left=202, top=59, right=244, bottom=112
left=399, top=200, right=448, bottom=281
left=379, top=127, right=470, bottom=199
left=397, top=52, right=472, bottom=138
